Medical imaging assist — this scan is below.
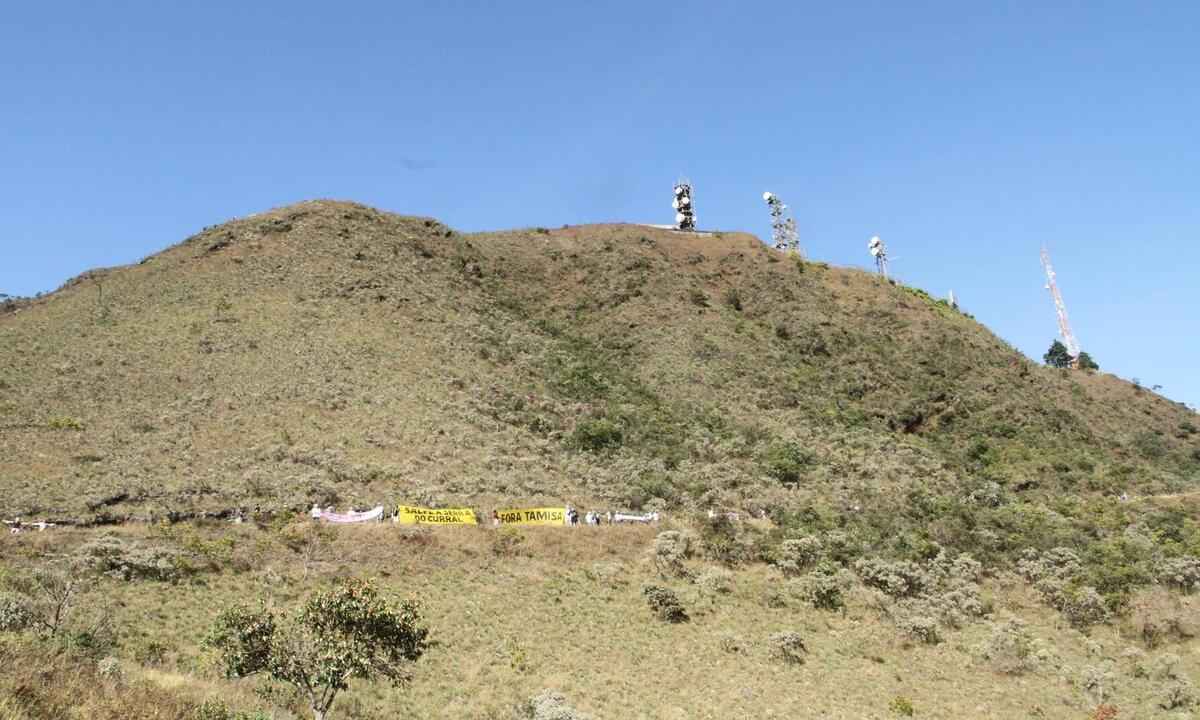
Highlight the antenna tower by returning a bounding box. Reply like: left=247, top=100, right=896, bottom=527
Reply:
left=868, top=236, right=888, bottom=278
left=762, top=192, right=801, bottom=257
left=672, top=181, right=696, bottom=231
left=1040, top=245, right=1081, bottom=359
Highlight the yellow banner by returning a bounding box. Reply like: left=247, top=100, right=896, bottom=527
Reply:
left=496, top=507, right=567, bottom=526
left=396, top=505, right=478, bottom=525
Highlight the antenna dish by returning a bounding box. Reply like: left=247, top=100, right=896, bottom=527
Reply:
left=671, top=199, right=680, bottom=210
left=675, top=212, right=686, bottom=224
left=679, top=196, right=690, bottom=207
left=869, top=246, right=881, bottom=257
left=762, top=191, right=774, bottom=202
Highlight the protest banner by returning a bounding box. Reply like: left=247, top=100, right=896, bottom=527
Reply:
left=495, top=507, right=568, bottom=526
left=395, top=505, right=478, bottom=525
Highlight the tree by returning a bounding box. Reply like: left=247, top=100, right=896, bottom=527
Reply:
left=1043, top=340, right=1072, bottom=369
left=207, top=578, right=430, bottom=720
left=1076, top=352, right=1099, bottom=371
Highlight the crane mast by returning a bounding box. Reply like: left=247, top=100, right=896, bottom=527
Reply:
left=1040, top=246, right=1080, bottom=359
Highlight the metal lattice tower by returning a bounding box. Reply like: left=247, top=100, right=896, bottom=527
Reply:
left=868, top=236, right=889, bottom=278
left=672, top=181, right=696, bottom=231
left=762, top=191, right=801, bottom=257
left=1040, top=245, right=1081, bottom=359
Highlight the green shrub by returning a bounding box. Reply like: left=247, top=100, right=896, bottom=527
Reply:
left=976, top=617, right=1038, bottom=675
left=652, top=531, right=692, bottom=578
left=767, top=631, right=807, bottom=664
left=0, top=592, right=34, bottom=632
left=773, top=537, right=822, bottom=577
left=697, top=514, right=747, bottom=566
left=47, top=415, right=84, bottom=431
left=895, top=612, right=941, bottom=645
left=491, top=527, right=527, bottom=558
left=568, top=418, right=623, bottom=452
left=762, top=441, right=815, bottom=486
left=1157, top=556, right=1200, bottom=594
left=206, top=578, right=430, bottom=720
left=791, top=563, right=850, bottom=611
left=641, top=585, right=688, bottom=623
left=1128, top=587, right=1194, bottom=648
left=76, top=535, right=189, bottom=582
left=695, top=567, right=733, bottom=596
left=1060, top=586, right=1111, bottom=629
left=889, top=695, right=915, bottom=716
left=854, top=558, right=928, bottom=598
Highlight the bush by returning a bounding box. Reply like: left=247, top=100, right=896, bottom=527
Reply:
left=193, top=701, right=271, bottom=720
left=206, top=578, right=430, bottom=720
left=1129, top=587, right=1195, bottom=648
left=492, top=527, right=527, bottom=557
left=762, top=441, right=814, bottom=486
left=976, top=618, right=1037, bottom=675
left=791, top=562, right=850, bottom=611
left=97, top=656, right=122, bottom=681
left=718, top=633, right=746, bottom=654
left=695, top=567, right=733, bottom=596
left=894, top=610, right=941, bottom=645
left=767, top=631, right=807, bottom=664
left=773, top=537, right=822, bottom=577
left=697, top=514, right=747, bottom=566
left=1080, top=664, right=1115, bottom=703
left=889, top=696, right=915, bottom=717
left=652, top=531, right=692, bottom=578
left=854, top=558, right=928, bottom=598
left=1158, top=679, right=1196, bottom=710
left=1017, top=548, right=1110, bottom=627
left=1060, top=586, right=1111, bottom=629
left=0, top=592, right=34, bottom=632
left=641, top=585, right=688, bottom=623
left=524, top=690, right=593, bottom=720
left=76, top=535, right=188, bottom=582
left=568, top=418, right=623, bottom=452
left=1157, top=556, right=1200, bottom=594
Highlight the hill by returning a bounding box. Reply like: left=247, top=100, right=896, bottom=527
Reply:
left=1, top=200, right=1199, bottom=719
left=1, top=201, right=1195, bottom=526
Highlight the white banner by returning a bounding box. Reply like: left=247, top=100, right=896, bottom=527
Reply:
left=316, top=506, right=384, bottom=524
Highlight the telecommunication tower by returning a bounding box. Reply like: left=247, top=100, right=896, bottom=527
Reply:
left=1040, top=245, right=1081, bottom=361
left=762, top=191, right=801, bottom=257
left=868, top=236, right=889, bottom=278
left=672, top=181, right=696, bottom=231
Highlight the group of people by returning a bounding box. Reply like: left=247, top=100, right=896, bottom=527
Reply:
left=567, top=506, right=660, bottom=526
left=4, top=519, right=56, bottom=534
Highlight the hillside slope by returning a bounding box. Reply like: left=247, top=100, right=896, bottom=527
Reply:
left=1, top=200, right=1196, bottom=543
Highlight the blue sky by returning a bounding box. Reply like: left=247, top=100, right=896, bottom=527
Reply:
left=2, top=1, right=1197, bottom=409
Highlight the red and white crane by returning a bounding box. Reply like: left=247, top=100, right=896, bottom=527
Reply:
left=1040, top=245, right=1081, bottom=360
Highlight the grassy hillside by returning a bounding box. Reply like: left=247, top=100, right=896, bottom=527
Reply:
left=1, top=200, right=1195, bottom=520
left=0, top=521, right=1198, bottom=720
left=1, top=200, right=1198, bottom=719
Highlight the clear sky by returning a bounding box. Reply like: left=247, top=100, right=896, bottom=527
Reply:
left=2, top=1, right=1197, bottom=409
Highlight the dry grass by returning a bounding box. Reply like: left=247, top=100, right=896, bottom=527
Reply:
left=1, top=522, right=1197, bottom=719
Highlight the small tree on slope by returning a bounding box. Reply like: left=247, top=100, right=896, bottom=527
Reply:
left=1044, top=340, right=1072, bottom=369
left=206, top=578, right=430, bottom=720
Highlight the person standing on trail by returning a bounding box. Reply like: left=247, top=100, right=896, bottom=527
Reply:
left=310, top=504, right=322, bottom=521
